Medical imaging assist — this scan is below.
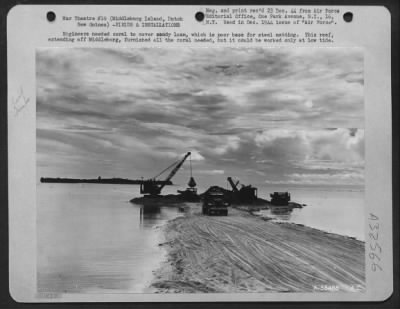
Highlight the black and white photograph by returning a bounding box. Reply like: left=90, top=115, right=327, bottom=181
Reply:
left=36, top=47, right=365, bottom=294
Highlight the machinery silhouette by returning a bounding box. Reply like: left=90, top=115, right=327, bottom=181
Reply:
left=140, top=152, right=191, bottom=196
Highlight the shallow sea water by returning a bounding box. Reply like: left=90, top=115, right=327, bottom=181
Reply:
left=37, top=183, right=182, bottom=293
left=37, top=183, right=364, bottom=293
left=256, top=187, right=365, bottom=240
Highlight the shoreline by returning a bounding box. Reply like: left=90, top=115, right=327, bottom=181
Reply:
left=247, top=209, right=364, bottom=242
left=150, top=203, right=365, bottom=293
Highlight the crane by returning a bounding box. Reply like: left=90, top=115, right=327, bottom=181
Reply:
left=140, top=152, right=191, bottom=196
left=227, top=177, right=258, bottom=203
left=177, top=153, right=199, bottom=201
left=227, top=177, right=240, bottom=193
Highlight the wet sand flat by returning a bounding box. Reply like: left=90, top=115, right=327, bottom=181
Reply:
left=152, top=205, right=365, bottom=293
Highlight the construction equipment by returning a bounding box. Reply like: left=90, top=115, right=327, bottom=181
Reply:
left=177, top=152, right=199, bottom=201
left=227, top=177, right=258, bottom=203
left=140, top=152, right=191, bottom=196
left=202, top=186, right=229, bottom=216
left=270, top=192, right=291, bottom=206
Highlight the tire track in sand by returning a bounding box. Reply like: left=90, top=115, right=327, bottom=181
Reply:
left=152, top=206, right=365, bottom=293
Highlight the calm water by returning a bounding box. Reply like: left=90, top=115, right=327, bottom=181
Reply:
left=37, top=183, right=182, bottom=293
left=37, top=183, right=365, bottom=293
left=255, top=187, right=365, bottom=241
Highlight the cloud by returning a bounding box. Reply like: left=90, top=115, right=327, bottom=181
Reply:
left=214, top=136, right=241, bottom=155
left=36, top=48, right=364, bottom=188
left=37, top=48, right=364, bottom=133
left=190, top=151, right=205, bottom=161
left=254, top=128, right=364, bottom=163
left=205, top=128, right=364, bottom=186
left=265, top=171, right=364, bottom=186
left=197, top=170, right=225, bottom=175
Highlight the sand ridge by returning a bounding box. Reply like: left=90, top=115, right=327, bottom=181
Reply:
left=151, top=204, right=365, bottom=293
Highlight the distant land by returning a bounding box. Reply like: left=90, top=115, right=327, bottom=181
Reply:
left=40, top=177, right=173, bottom=185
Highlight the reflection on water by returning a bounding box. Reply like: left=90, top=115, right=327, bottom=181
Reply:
left=256, top=188, right=365, bottom=240
left=139, top=205, right=181, bottom=228
left=37, top=184, right=182, bottom=293
left=266, top=206, right=293, bottom=220
left=257, top=205, right=293, bottom=221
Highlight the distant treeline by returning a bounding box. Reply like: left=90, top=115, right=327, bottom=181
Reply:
left=40, top=177, right=173, bottom=185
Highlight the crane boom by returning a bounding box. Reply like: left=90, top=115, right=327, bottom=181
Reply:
left=140, top=152, right=191, bottom=196
left=158, top=152, right=191, bottom=191
left=227, top=177, right=239, bottom=192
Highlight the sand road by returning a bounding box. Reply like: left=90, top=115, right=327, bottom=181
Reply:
left=152, top=205, right=365, bottom=293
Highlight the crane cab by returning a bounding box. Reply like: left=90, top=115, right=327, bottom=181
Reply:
left=140, top=180, right=162, bottom=196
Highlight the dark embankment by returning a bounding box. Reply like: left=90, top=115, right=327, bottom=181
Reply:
left=41, top=177, right=172, bottom=185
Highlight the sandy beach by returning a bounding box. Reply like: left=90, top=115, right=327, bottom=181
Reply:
left=151, top=203, right=365, bottom=293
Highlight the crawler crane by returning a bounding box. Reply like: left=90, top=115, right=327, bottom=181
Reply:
left=140, top=152, right=191, bottom=196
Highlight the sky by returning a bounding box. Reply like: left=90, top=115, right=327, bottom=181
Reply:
left=36, top=48, right=364, bottom=190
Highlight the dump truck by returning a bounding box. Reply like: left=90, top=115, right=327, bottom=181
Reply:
left=202, top=186, right=229, bottom=216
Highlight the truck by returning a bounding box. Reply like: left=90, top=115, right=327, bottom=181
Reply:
left=270, top=192, right=291, bottom=206
left=202, top=187, right=229, bottom=216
